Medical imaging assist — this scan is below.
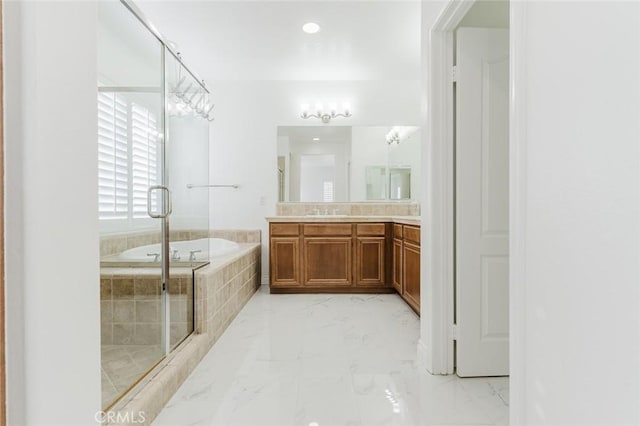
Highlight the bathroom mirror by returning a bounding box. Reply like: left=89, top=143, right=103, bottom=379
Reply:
left=277, top=125, right=420, bottom=202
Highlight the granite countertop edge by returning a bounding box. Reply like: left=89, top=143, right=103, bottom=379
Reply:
left=265, top=215, right=421, bottom=226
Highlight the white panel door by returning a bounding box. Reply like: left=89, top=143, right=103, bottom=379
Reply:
left=456, top=28, right=509, bottom=377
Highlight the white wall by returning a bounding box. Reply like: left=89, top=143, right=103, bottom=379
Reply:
left=4, top=1, right=101, bottom=424
left=510, top=2, right=640, bottom=424
left=208, top=79, right=421, bottom=283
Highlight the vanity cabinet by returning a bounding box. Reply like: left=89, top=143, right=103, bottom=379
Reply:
left=392, top=225, right=403, bottom=293
left=392, top=224, right=421, bottom=315
left=269, top=222, right=392, bottom=293
left=302, top=224, right=353, bottom=287
left=270, top=224, right=301, bottom=288
left=355, top=224, right=387, bottom=287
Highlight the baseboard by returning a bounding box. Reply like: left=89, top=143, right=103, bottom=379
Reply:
left=416, top=338, right=434, bottom=374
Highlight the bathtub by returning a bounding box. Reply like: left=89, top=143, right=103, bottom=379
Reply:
left=111, top=238, right=240, bottom=263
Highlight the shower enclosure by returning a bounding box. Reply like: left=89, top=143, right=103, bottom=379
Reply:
left=97, top=1, right=210, bottom=409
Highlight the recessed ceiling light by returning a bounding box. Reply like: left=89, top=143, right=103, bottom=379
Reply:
left=302, top=22, right=320, bottom=34
left=312, top=137, right=320, bottom=141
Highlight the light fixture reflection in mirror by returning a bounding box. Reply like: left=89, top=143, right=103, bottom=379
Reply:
left=277, top=125, right=420, bottom=202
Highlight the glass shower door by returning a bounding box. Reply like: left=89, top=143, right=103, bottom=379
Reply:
left=165, top=50, right=210, bottom=349
left=98, top=1, right=166, bottom=409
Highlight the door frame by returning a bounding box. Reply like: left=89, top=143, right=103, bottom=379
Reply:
left=0, top=0, right=6, bottom=423
left=423, top=0, right=526, bottom=423
left=422, top=0, right=475, bottom=377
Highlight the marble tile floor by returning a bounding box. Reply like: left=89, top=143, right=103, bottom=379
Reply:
left=154, top=287, right=509, bottom=426
left=102, top=344, right=163, bottom=408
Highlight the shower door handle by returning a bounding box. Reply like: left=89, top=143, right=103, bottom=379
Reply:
left=147, top=185, right=172, bottom=218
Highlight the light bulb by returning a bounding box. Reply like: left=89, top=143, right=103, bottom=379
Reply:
left=302, top=22, right=320, bottom=34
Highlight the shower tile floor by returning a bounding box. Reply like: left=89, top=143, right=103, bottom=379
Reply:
left=153, top=286, right=509, bottom=425
left=102, top=344, right=163, bottom=407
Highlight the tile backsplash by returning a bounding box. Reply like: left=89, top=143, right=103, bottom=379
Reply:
left=276, top=202, right=420, bottom=217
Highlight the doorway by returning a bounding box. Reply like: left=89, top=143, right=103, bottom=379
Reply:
left=455, top=25, right=509, bottom=376
left=424, top=0, right=510, bottom=377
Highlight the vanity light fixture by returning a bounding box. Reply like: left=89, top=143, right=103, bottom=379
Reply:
left=300, top=102, right=352, bottom=124
left=302, top=22, right=320, bottom=34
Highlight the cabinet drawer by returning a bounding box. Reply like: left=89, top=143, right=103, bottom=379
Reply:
left=303, top=224, right=352, bottom=236
left=271, top=223, right=300, bottom=236
left=393, top=224, right=403, bottom=239
left=356, top=223, right=385, bottom=236
left=403, top=225, right=420, bottom=245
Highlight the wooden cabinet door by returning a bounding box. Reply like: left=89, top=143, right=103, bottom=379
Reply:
left=270, top=237, right=300, bottom=287
left=403, top=241, right=421, bottom=313
left=355, top=237, right=386, bottom=287
left=392, top=238, right=403, bottom=293
left=303, top=237, right=352, bottom=287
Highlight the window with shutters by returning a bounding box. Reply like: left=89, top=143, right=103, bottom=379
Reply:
left=98, top=92, right=160, bottom=223
left=323, top=181, right=334, bottom=202
left=98, top=92, right=129, bottom=219
left=131, top=103, right=159, bottom=218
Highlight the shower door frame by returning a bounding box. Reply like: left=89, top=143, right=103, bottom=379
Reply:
left=0, top=1, right=6, bottom=423
left=98, top=1, right=209, bottom=409
left=120, top=0, right=209, bottom=355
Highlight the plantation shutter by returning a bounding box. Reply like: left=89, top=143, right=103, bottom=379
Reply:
left=97, top=92, right=128, bottom=219
left=131, top=103, right=160, bottom=218
left=323, top=181, right=334, bottom=202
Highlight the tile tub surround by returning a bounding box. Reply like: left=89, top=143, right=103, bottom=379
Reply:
left=276, top=202, right=420, bottom=217
left=106, top=243, right=261, bottom=425
left=209, top=229, right=261, bottom=243
left=100, top=230, right=162, bottom=258
left=100, top=272, right=194, bottom=347
left=154, top=288, right=509, bottom=426
left=100, top=229, right=258, bottom=257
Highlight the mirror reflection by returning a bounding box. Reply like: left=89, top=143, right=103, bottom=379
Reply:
left=277, top=126, right=420, bottom=202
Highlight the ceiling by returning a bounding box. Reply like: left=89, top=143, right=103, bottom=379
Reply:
left=136, top=1, right=422, bottom=82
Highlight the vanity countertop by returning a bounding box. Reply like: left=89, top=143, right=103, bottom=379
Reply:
left=265, top=215, right=421, bottom=226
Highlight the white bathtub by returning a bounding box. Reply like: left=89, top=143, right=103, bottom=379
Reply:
left=114, top=238, right=240, bottom=262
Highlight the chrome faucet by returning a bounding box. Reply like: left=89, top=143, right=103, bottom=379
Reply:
left=146, top=253, right=160, bottom=262
left=170, top=247, right=180, bottom=261
left=189, top=249, right=202, bottom=262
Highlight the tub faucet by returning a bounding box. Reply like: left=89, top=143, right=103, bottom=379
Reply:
left=170, top=248, right=180, bottom=261
left=146, top=253, right=160, bottom=262
left=189, top=250, right=202, bottom=262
